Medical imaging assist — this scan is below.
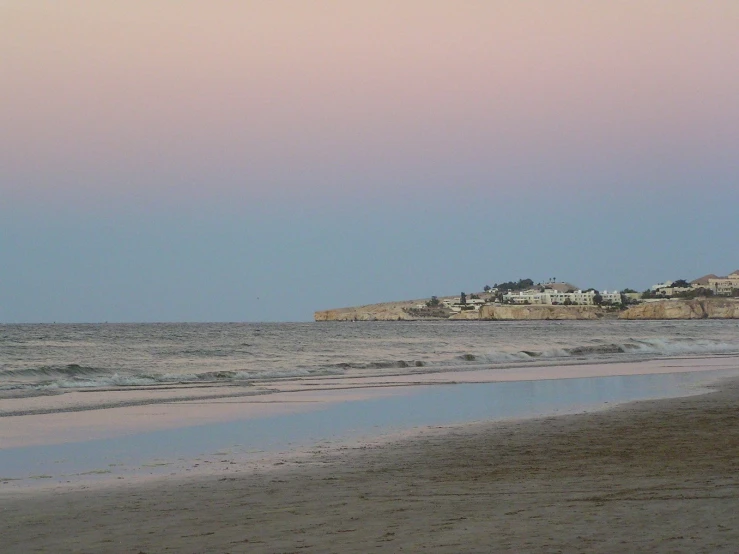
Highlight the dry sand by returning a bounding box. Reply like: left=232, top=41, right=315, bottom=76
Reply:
left=2, top=378, right=739, bottom=553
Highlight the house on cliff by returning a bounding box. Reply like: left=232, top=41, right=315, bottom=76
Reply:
left=441, top=297, right=486, bottom=313
left=692, top=271, right=739, bottom=296
left=691, top=274, right=719, bottom=287
left=708, top=271, right=739, bottom=295
left=503, top=289, right=620, bottom=306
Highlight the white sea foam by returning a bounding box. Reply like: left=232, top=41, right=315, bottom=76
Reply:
left=628, top=338, right=739, bottom=356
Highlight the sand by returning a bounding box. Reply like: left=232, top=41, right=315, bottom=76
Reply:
left=2, top=377, right=739, bottom=553
left=3, top=356, right=734, bottom=449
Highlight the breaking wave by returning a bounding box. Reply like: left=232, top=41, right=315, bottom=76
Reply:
left=0, top=364, right=347, bottom=394
left=331, top=360, right=426, bottom=370
left=624, top=338, right=739, bottom=356
left=2, top=364, right=103, bottom=379
left=2, top=332, right=737, bottom=396
left=472, top=338, right=738, bottom=365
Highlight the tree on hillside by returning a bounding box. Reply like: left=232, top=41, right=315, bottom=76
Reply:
left=672, top=279, right=690, bottom=288
left=460, top=292, right=467, bottom=305
left=426, top=296, right=440, bottom=307
left=496, top=278, right=534, bottom=291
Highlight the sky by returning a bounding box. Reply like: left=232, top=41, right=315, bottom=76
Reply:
left=2, top=1, right=738, bottom=323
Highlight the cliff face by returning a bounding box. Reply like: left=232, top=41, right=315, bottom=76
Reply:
left=619, top=298, right=739, bottom=320
left=314, top=301, right=420, bottom=321
left=315, top=302, right=609, bottom=321
left=448, top=310, right=480, bottom=320
left=479, top=305, right=603, bottom=321
left=316, top=298, right=739, bottom=322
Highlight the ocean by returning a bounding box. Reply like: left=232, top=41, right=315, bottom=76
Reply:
left=2, top=319, right=739, bottom=397
left=2, top=319, right=739, bottom=484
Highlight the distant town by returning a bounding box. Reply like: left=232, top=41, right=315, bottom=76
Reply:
left=315, top=270, right=739, bottom=321
left=418, top=270, right=739, bottom=315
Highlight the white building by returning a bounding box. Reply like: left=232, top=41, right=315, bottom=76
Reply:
left=650, top=281, right=674, bottom=292
left=600, top=290, right=623, bottom=304
left=442, top=297, right=486, bottom=312
left=652, top=286, right=692, bottom=297
left=708, top=274, right=739, bottom=295
left=502, top=289, right=601, bottom=306
left=690, top=271, right=739, bottom=296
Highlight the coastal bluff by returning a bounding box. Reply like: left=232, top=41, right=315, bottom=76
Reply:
left=316, top=297, right=739, bottom=321
left=619, top=298, right=739, bottom=320
left=314, top=300, right=422, bottom=321
left=314, top=302, right=606, bottom=321
left=478, top=305, right=602, bottom=320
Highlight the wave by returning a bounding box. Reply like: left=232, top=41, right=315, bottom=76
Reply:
left=0, top=364, right=103, bottom=379
left=0, top=364, right=348, bottom=394
left=2, top=337, right=737, bottom=396
left=331, top=360, right=426, bottom=370
left=480, top=338, right=738, bottom=363
left=625, top=338, right=739, bottom=356
left=325, top=337, right=739, bottom=373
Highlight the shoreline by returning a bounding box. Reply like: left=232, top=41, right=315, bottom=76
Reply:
left=2, top=356, right=737, bottom=453
left=0, top=359, right=736, bottom=485
left=2, top=368, right=739, bottom=552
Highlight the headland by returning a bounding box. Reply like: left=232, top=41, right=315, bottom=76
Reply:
left=316, top=271, right=739, bottom=320
left=316, top=297, right=739, bottom=321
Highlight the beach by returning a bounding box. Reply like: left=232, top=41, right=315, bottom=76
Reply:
left=3, top=322, right=739, bottom=552
left=5, top=1, right=739, bottom=550
left=3, top=370, right=739, bottom=553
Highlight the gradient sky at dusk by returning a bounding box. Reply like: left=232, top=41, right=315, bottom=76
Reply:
left=2, top=1, right=738, bottom=322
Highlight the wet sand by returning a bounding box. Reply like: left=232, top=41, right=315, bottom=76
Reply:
left=3, top=356, right=735, bottom=449
left=2, top=376, right=739, bottom=553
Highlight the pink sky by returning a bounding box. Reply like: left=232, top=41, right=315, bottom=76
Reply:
left=2, top=1, right=738, bottom=205
left=2, top=2, right=739, bottom=322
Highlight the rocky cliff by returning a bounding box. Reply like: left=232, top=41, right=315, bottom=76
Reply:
left=448, top=310, right=481, bottom=320
left=479, top=305, right=604, bottom=320
left=316, top=298, right=739, bottom=321
left=314, top=301, right=422, bottom=321
left=315, top=302, right=608, bottom=321
left=619, top=298, right=739, bottom=320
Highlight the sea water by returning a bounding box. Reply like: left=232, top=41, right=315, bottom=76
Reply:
left=2, top=320, right=739, bottom=485
left=1, top=369, right=735, bottom=483
left=2, top=320, right=739, bottom=396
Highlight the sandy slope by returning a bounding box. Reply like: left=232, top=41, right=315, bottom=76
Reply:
left=2, top=379, right=739, bottom=553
